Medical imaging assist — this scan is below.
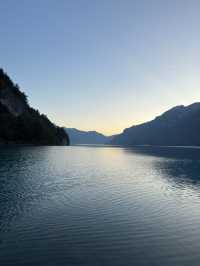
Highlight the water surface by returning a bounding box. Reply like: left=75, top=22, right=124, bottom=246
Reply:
left=1, top=145, right=200, bottom=265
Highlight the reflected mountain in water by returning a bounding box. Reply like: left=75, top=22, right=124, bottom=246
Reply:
left=124, top=146, right=200, bottom=187
left=1, top=146, right=200, bottom=266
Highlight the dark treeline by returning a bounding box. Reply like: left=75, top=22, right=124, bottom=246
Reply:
left=0, top=69, right=69, bottom=145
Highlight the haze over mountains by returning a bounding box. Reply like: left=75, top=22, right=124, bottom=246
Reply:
left=1, top=70, right=200, bottom=147
left=65, top=128, right=113, bottom=145
left=64, top=103, right=200, bottom=147
left=111, top=103, right=200, bottom=146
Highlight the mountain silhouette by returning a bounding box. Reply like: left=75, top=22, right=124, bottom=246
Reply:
left=111, top=103, right=200, bottom=146
left=0, top=69, right=69, bottom=145
left=65, top=128, right=113, bottom=145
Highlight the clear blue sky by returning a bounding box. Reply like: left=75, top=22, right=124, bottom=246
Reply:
left=1, top=0, right=200, bottom=135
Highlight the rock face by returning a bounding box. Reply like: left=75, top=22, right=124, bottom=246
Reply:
left=0, top=69, right=69, bottom=145
left=65, top=128, right=113, bottom=145
left=111, top=103, right=200, bottom=146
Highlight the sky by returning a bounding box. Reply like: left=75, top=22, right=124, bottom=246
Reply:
left=0, top=0, right=200, bottom=135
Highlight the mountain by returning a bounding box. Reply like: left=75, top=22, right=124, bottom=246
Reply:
left=65, top=128, right=113, bottom=144
left=0, top=69, right=69, bottom=145
left=111, top=103, right=200, bottom=146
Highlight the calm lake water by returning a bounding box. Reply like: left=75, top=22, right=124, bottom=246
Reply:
left=1, top=145, right=200, bottom=266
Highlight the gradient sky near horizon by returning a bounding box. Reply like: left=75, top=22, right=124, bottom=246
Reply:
left=0, top=0, right=200, bottom=135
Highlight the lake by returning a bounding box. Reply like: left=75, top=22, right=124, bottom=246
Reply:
left=0, top=145, right=200, bottom=266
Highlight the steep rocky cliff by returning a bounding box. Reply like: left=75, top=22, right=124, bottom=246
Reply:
left=0, top=69, right=69, bottom=145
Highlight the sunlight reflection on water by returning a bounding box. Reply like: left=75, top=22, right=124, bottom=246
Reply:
left=0, top=145, right=200, bottom=265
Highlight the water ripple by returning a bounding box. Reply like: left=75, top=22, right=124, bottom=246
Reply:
left=0, top=146, right=200, bottom=265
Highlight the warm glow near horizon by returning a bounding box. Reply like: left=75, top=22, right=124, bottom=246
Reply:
left=1, top=0, right=200, bottom=134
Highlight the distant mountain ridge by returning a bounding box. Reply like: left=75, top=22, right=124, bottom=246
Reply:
left=65, top=128, right=113, bottom=144
left=0, top=69, right=69, bottom=145
left=111, top=103, right=200, bottom=146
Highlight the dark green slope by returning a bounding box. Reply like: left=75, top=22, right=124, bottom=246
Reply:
left=0, top=69, right=69, bottom=145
